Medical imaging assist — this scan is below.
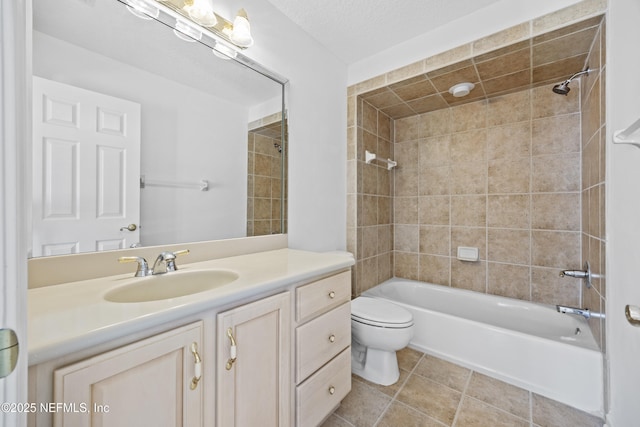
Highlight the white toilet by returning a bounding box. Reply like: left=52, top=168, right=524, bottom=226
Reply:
left=351, top=297, right=414, bottom=386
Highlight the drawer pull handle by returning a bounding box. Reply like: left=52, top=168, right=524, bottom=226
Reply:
left=329, top=291, right=336, bottom=299
left=225, top=328, right=237, bottom=370
left=190, top=342, right=202, bottom=390
left=328, top=386, right=335, bottom=395
left=328, top=334, right=336, bottom=343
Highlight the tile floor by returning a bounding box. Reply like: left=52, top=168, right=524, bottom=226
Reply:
left=321, top=348, right=604, bottom=427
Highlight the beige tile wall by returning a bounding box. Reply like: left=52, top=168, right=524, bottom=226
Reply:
left=247, top=120, right=287, bottom=236
left=392, top=86, right=583, bottom=306
left=347, top=1, right=608, bottom=308
left=581, top=19, right=606, bottom=351
left=347, top=99, right=395, bottom=296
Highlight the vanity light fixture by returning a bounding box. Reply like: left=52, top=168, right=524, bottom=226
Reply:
left=212, top=42, right=238, bottom=60
left=182, top=0, right=217, bottom=27
left=230, top=9, right=253, bottom=48
left=156, top=0, right=255, bottom=49
left=125, top=0, right=159, bottom=20
left=174, top=18, right=203, bottom=42
left=448, top=82, right=475, bottom=98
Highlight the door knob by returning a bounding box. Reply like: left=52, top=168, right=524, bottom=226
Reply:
left=0, top=329, right=19, bottom=379
left=625, top=305, right=640, bottom=326
left=120, top=224, right=137, bottom=232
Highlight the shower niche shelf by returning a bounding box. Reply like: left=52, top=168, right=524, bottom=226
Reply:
left=613, top=117, right=640, bottom=147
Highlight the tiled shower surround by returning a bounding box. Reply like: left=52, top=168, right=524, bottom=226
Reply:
left=580, top=18, right=606, bottom=351
left=247, top=115, right=287, bottom=236
left=390, top=86, right=586, bottom=304
left=347, top=0, right=607, bottom=347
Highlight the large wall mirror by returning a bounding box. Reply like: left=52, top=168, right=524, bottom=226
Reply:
left=31, top=0, right=287, bottom=258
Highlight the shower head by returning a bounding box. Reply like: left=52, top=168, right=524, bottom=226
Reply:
left=552, top=82, right=571, bottom=95
left=552, top=68, right=591, bottom=96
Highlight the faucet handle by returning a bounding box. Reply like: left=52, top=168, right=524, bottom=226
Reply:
left=153, top=249, right=190, bottom=274
left=118, top=256, right=150, bottom=277
left=559, top=261, right=592, bottom=288
left=166, top=249, right=189, bottom=272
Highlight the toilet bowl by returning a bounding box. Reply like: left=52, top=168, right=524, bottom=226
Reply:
left=351, top=297, right=414, bottom=386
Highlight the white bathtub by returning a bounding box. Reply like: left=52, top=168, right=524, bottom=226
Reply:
left=362, top=278, right=604, bottom=416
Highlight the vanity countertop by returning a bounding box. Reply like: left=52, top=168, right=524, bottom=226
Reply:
left=28, top=248, right=354, bottom=365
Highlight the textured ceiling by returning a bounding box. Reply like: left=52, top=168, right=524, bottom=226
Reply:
left=265, top=0, right=503, bottom=64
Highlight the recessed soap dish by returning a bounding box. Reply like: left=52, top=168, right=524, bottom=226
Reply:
left=457, top=246, right=479, bottom=262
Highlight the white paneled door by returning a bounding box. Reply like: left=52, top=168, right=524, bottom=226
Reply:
left=32, top=77, right=141, bottom=256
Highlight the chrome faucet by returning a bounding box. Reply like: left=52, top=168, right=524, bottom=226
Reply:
left=119, top=249, right=190, bottom=277
left=118, top=256, right=151, bottom=277
left=151, top=249, right=190, bottom=275
left=556, top=305, right=605, bottom=320
left=559, top=261, right=592, bottom=288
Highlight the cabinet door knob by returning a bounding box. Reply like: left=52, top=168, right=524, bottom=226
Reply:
left=190, top=342, right=202, bottom=390
left=328, top=386, right=335, bottom=395
left=225, top=328, right=238, bottom=370
left=328, top=334, right=336, bottom=343
left=328, top=291, right=336, bottom=299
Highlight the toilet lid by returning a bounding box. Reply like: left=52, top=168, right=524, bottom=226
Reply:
left=351, top=297, right=413, bottom=326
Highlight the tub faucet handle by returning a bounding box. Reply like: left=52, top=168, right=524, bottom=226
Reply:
left=559, top=261, right=592, bottom=288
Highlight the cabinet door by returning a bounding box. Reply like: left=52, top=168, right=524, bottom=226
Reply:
left=54, top=322, right=203, bottom=427
left=217, top=292, right=291, bottom=427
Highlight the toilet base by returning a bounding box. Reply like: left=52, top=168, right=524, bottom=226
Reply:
left=351, top=345, right=400, bottom=386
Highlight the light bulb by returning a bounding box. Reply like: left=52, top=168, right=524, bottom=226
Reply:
left=230, top=9, right=253, bottom=47
left=183, top=0, right=217, bottom=26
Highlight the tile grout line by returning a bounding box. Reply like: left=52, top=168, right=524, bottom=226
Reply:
left=371, top=352, right=426, bottom=427
left=450, top=369, right=473, bottom=427
left=329, top=411, right=356, bottom=427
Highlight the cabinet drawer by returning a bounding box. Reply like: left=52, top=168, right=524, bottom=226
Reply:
left=296, top=348, right=351, bottom=427
left=296, top=271, right=350, bottom=322
left=296, top=302, right=350, bottom=382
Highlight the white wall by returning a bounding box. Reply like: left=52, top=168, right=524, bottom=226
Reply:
left=347, top=0, right=582, bottom=85
left=605, top=0, right=640, bottom=424
left=248, top=96, right=282, bottom=124
left=235, top=0, right=349, bottom=252
left=33, top=32, right=248, bottom=246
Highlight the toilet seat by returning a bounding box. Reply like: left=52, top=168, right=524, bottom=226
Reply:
left=351, top=297, right=414, bottom=329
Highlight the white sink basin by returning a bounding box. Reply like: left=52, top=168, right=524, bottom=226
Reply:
left=105, top=269, right=239, bottom=303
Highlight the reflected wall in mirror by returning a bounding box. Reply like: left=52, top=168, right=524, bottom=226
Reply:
left=247, top=113, right=288, bottom=236
left=31, top=0, right=287, bottom=257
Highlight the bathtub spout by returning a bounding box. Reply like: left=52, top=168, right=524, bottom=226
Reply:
left=556, top=305, right=605, bottom=320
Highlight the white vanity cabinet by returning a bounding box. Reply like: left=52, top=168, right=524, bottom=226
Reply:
left=28, top=250, right=355, bottom=427
left=52, top=321, right=204, bottom=427
left=216, top=292, right=291, bottom=427
left=294, top=271, right=351, bottom=427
